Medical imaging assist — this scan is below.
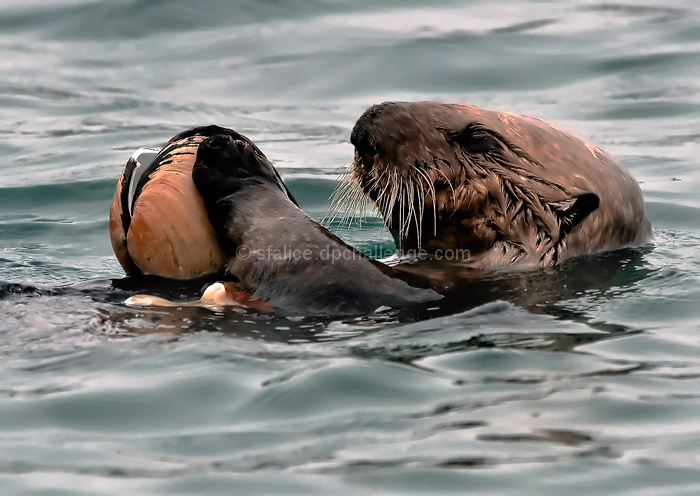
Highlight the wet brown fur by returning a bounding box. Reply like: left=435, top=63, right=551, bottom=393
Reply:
left=335, top=101, right=651, bottom=268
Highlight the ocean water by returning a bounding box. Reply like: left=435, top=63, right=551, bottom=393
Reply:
left=1, top=0, right=700, bottom=494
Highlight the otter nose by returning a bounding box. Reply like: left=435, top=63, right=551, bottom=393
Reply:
left=350, top=125, right=375, bottom=159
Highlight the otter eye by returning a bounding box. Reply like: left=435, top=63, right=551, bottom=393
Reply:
left=451, top=123, right=500, bottom=155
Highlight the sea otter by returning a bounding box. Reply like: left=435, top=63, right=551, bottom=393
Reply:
left=335, top=101, right=651, bottom=268
left=110, top=126, right=439, bottom=316
left=109, top=125, right=295, bottom=280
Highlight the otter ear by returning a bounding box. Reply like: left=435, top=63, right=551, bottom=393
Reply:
left=447, top=122, right=501, bottom=154
left=556, top=192, right=599, bottom=235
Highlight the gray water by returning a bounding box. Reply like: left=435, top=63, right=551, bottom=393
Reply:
left=1, top=1, right=700, bottom=494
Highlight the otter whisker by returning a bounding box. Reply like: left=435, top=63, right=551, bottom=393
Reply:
left=414, top=165, right=437, bottom=237
left=325, top=158, right=387, bottom=230
left=400, top=182, right=409, bottom=245
left=394, top=177, right=406, bottom=240
left=412, top=169, right=427, bottom=247
left=344, top=178, right=369, bottom=225
left=408, top=177, right=422, bottom=248
left=370, top=168, right=397, bottom=234
left=373, top=165, right=393, bottom=214
left=396, top=173, right=407, bottom=238
left=335, top=192, right=359, bottom=228
left=401, top=179, right=415, bottom=246
left=326, top=182, right=354, bottom=222
left=384, top=169, right=400, bottom=230
left=349, top=186, right=370, bottom=227
left=403, top=177, right=414, bottom=241
left=324, top=170, right=363, bottom=227
left=390, top=178, right=400, bottom=235
left=326, top=169, right=353, bottom=202
left=399, top=179, right=408, bottom=239
left=412, top=173, right=423, bottom=246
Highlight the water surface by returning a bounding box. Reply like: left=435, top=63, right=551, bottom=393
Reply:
left=1, top=1, right=700, bottom=494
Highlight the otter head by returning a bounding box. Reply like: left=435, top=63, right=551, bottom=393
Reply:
left=192, top=133, right=290, bottom=199
left=345, top=101, right=500, bottom=253
left=192, top=133, right=297, bottom=254
left=338, top=101, right=601, bottom=265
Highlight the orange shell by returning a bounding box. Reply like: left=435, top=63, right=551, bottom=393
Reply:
left=109, top=137, right=227, bottom=279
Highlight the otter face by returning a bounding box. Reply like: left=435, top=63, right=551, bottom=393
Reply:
left=192, top=134, right=284, bottom=201
left=346, top=101, right=485, bottom=252
left=191, top=133, right=299, bottom=255
left=192, top=133, right=287, bottom=202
